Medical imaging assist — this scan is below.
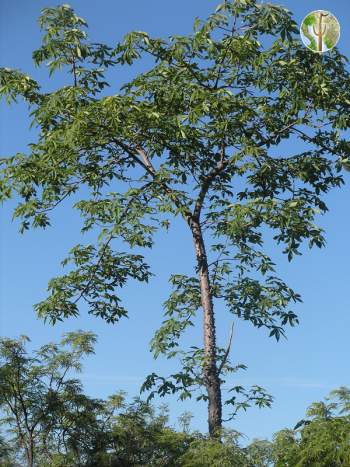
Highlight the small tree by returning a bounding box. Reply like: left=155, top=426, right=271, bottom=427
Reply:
left=1, top=0, right=350, bottom=437
left=179, top=429, right=248, bottom=467
left=0, top=331, right=97, bottom=466
left=0, top=433, right=16, bottom=466
left=272, top=388, right=350, bottom=467
left=107, top=397, right=192, bottom=466
left=245, top=438, right=273, bottom=466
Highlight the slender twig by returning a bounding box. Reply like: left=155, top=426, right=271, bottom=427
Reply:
left=218, top=322, right=234, bottom=375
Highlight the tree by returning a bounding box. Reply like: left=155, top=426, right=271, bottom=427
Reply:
left=245, top=438, right=273, bottom=466
left=0, top=334, right=193, bottom=467
left=107, top=397, right=192, bottom=466
left=0, top=433, right=16, bottom=466
left=0, top=331, right=100, bottom=466
left=1, top=0, right=350, bottom=437
left=179, top=437, right=248, bottom=467
left=272, top=388, right=350, bottom=466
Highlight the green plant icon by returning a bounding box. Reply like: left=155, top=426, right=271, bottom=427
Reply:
left=300, top=10, right=340, bottom=53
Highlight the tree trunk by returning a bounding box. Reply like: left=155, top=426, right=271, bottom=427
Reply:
left=26, top=437, right=34, bottom=467
left=191, top=219, right=222, bottom=437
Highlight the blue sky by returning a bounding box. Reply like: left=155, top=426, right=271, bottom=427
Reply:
left=1, top=0, right=350, bottom=442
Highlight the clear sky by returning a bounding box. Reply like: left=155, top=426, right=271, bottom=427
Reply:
left=1, top=0, right=350, bottom=442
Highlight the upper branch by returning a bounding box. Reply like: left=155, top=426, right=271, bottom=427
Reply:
left=193, top=142, right=228, bottom=221
left=113, top=139, right=193, bottom=225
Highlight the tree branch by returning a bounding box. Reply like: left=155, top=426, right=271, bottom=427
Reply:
left=72, top=181, right=153, bottom=306
left=217, top=321, right=234, bottom=375
left=113, top=139, right=193, bottom=225
left=193, top=141, right=227, bottom=220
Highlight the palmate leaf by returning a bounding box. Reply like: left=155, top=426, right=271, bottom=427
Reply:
left=150, top=275, right=201, bottom=358
left=224, top=275, right=300, bottom=340
left=35, top=244, right=152, bottom=324
left=224, top=384, right=273, bottom=420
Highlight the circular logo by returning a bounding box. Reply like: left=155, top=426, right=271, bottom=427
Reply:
left=300, top=10, right=340, bottom=53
